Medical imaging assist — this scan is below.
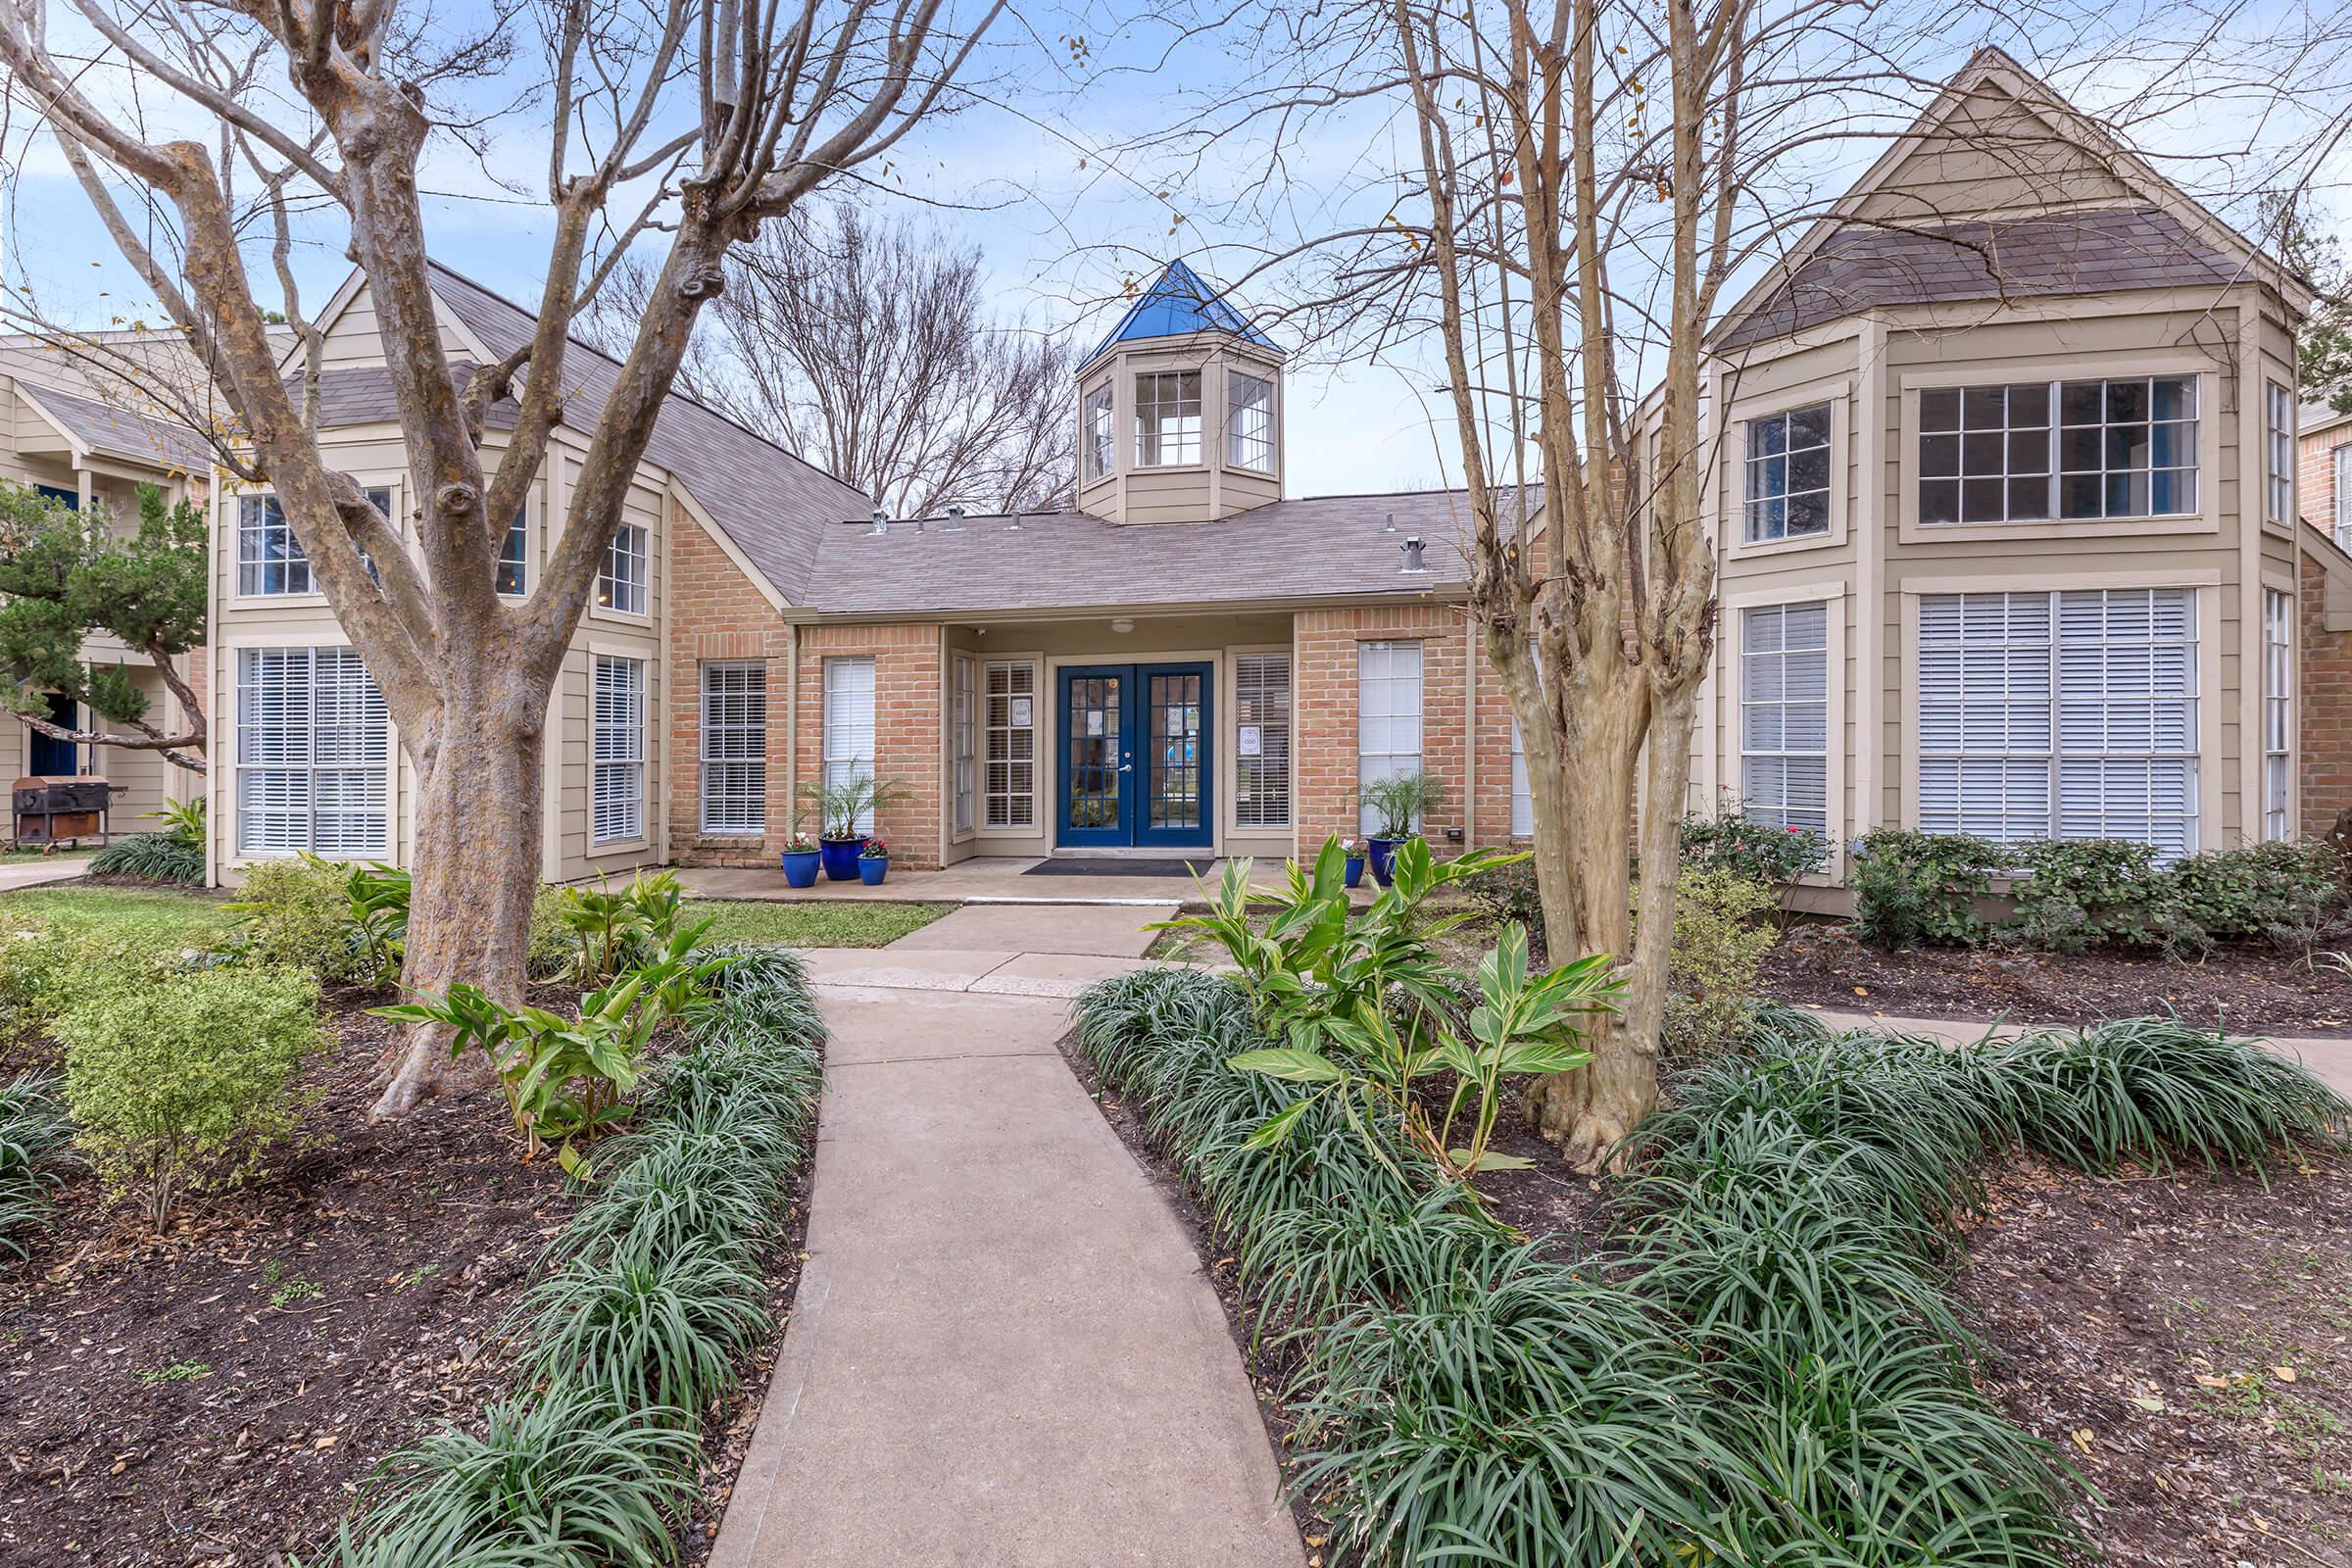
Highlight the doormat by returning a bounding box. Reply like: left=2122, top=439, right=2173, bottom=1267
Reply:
left=1023, top=858, right=1212, bottom=878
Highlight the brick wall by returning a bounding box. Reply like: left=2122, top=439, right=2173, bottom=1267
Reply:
left=794, top=621, right=945, bottom=869
left=2300, top=424, right=2348, bottom=542
left=1293, top=604, right=1474, bottom=858
left=666, top=500, right=794, bottom=866
left=2305, top=546, right=2352, bottom=840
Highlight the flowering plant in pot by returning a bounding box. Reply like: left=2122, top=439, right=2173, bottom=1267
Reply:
left=1357, top=772, right=1442, bottom=886
left=779, top=825, right=822, bottom=889
left=858, top=835, right=890, bottom=886
left=1337, top=835, right=1365, bottom=889
left=797, top=775, right=906, bottom=880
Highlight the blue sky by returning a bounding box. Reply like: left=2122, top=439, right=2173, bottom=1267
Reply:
left=4, top=0, right=2345, bottom=497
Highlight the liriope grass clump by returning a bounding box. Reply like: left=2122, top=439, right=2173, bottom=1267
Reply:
left=0, top=1072, right=74, bottom=1256
left=313, top=941, right=824, bottom=1568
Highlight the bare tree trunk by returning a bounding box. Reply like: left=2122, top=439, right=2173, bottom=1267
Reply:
left=370, top=681, right=547, bottom=1119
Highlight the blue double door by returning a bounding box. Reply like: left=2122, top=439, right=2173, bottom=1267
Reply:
left=1057, top=662, right=1212, bottom=848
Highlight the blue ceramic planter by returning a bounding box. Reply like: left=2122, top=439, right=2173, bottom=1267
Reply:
left=1367, top=836, right=1406, bottom=886
left=821, top=838, right=864, bottom=880
left=858, top=857, right=889, bottom=886
left=1344, top=856, right=1365, bottom=889
left=780, top=849, right=820, bottom=889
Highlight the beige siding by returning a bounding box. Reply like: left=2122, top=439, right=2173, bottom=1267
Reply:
left=1849, top=80, right=2137, bottom=226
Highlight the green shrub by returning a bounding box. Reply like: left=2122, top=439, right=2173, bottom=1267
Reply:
left=1848, top=829, right=2004, bottom=949
left=2168, top=840, right=2343, bottom=953
left=88, top=832, right=204, bottom=886
left=0, top=1073, right=74, bottom=1256
left=1680, top=806, right=1831, bottom=884
left=227, top=856, right=369, bottom=982
left=1463, top=857, right=1543, bottom=927
left=57, top=964, right=328, bottom=1229
left=0, top=913, right=207, bottom=1047
left=1652, top=866, right=1778, bottom=1063
left=528, top=882, right=571, bottom=975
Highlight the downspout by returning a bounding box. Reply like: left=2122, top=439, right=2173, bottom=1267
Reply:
left=784, top=619, right=800, bottom=837
left=1462, top=608, right=1478, bottom=848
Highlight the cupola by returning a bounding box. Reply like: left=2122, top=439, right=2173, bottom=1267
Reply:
left=1073, top=260, right=1284, bottom=523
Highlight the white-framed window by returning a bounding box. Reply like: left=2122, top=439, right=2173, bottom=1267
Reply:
left=984, top=660, right=1036, bottom=828
left=1740, top=602, right=1831, bottom=836
left=237, top=485, right=392, bottom=595
left=1357, top=640, right=1423, bottom=835
left=1135, top=370, right=1201, bottom=466
left=235, top=646, right=391, bottom=857
left=2335, top=446, right=2352, bottom=553
left=1081, top=382, right=1114, bottom=482
left=497, top=506, right=528, bottom=596
left=1234, top=653, right=1291, bottom=828
left=1510, top=716, right=1532, bottom=838
left=592, top=656, right=646, bottom=844
left=1742, top=402, right=1832, bottom=542
left=699, top=661, right=765, bottom=837
left=821, top=656, right=877, bottom=833
left=2264, top=587, right=2293, bottom=842
left=1919, top=377, right=2196, bottom=524
left=599, top=522, right=649, bottom=614
left=2266, top=382, right=2296, bottom=526
left=952, top=655, right=977, bottom=835
left=1228, top=371, right=1274, bottom=472
left=1918, top=588, right=2198, bottom=857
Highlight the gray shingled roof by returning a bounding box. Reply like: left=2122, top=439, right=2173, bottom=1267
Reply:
left=16, top=380, right=210, bottom=472
left=1714, top=206, right=2242, bottom=352
left=805, top=491, right=1472, bottom=616
left=420, top=264, right=872, bottom=601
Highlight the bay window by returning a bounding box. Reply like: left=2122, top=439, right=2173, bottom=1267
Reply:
left=1082, top=382, right=1114, bottom=482
left=1919, top=376, right=2196, bottom=524
left=1742, top=402, right=1832, bottom=542
left=1135, top=370, right=1201, bottom=466
left=2264, top=588, right=2292, bottom=842
left=1228, top=371, right=1274, bottom=471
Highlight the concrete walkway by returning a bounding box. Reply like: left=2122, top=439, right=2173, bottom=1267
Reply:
left=1813, top=1006, right=2352, bottom=1100
left=0, top=856, right=90, bottom=894
left=710, top=904, right=1303, bottom=1568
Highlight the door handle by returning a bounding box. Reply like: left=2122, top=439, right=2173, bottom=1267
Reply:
left=1118, top=763, right=1133, bottom=773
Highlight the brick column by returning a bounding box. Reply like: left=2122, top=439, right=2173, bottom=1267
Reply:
left=2304, top=548, right=2352, bottom=839
left=1292, top=602, right=1474, bottom=858
left=795, top=622, right=947, bottom=869
left=666, top=501, right=794, bottom=866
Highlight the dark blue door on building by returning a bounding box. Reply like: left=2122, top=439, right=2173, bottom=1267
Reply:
left=1056, top=662, right=1212, bottom=848
left=27, top=693, right=79, bottom=777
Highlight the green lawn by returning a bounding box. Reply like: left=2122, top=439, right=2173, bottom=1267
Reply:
left=688, top=899, right=950, bottom=950
left=0, top=883, right=230, bottom=937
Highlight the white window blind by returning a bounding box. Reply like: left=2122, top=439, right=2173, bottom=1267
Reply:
left=2264, top=588, right=2293, bottom=842
left=984, top=661, right=1036, bottom=828
left=953, top=656, right=977, bottom=835
left=1919, top=588, right=2198, bottom=857
left=593, top=656, right=646, bottom=843
left=1510, top=717, right=1533, bottom=838
left=1234, top=653, right=1291, bottom=828
left=700, top=661, right=765, bottom=836
left=1740, top=603, right=1831, bottom=836
left=599, top=522, right=649, bottom=614
left=1357, top=640, right=1423, bottom=834
left=1135, top=370, right=1201, bottom=466
left=822, top=657, right=878, bottom=833
left=235, top=646, right=391, bottom=857
left=1228, top=372, right=1274, bottom=471
left=2266, top=382, right=2295, bottom=525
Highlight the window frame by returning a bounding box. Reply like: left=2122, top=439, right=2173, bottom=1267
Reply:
left=2334, top=444, right=2352, bottom=554
left=235, top=483, right=395, bottom=599
left=592, top=654, right=648, bottom=846
left=821, top=656, right=878, bottom=834
left=1738, top=601, right=1833, bottom=839
left=1080, top=381, right=1115, bottom=483
left=1133, top=369, right=1203, bottom=468
left=698, top=660, right=766, bottom=838
left=1740, top=401, right=1834, bottom=545
left=982, top=659, right=1038, bottom=830
left=952, top=654, right=977, bottom=837
left=1356, top=640, right=1424, bottom=836
left=1227, top=369, right=1275, bottom=474
left=1232, top=651, right=1292, bottom=830
left=2264, top=381, right=2295, bottom=528
left=232, top=644, right=393, bottom=859
left=497, top=501, right=530, bottom=598
left=597, top=520, right=650, bottom=617
left=2263, top=585, right=2293, bottom=842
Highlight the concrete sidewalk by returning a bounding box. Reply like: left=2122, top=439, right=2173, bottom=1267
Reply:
left=710, top=906, right=1302, bottom=1568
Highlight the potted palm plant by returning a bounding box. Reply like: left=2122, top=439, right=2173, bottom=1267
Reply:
left=799, top=775, right=906, bottom=881
left=858, top=835, right=891, bottom=885
left=1358, top=772, right=1441, bottom=886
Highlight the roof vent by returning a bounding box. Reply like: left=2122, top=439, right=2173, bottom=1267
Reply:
left=1400, top=536, right=1427, bottom=572
left=868, top=508, right=890, bottom=535
left=946, top=502, right=968, bottom=519
left=1006, top=511, right=1024, bottom=531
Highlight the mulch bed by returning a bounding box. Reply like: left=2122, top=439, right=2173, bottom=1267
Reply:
left=1958, top=1155, right=2352, bottom=1567
left=1761, top=924, right=2352, bottom=1036
left=0, top=986, right=815, bottom=1568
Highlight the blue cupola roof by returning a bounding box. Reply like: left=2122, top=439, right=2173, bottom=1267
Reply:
left=1081, top=259, right=1278, bottom=368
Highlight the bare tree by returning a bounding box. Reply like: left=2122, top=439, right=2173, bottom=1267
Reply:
left=600, top=205, right=1073, bottom=514
left=0, top=0, right=1004, bottom=1116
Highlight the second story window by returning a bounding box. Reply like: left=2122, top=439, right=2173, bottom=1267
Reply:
left=1081, top=382, right=1114, bottom=482
left=2265, top=381, right=2294, bottom=526
left=497, top=507, right=528, bottom=596
left=1228, top=371, right=1274, bottom=471
left=599, top=520, right=648, bottom=614
left=1920, top=376, right=2197, bottom=525
left=1135, top=370, right=1200, bottom=466
left=2337, top=446, right=2352, bottom=553
left=238, top=484, right=392, bottom=595
left=1742, top=402, right=1831, bottom=542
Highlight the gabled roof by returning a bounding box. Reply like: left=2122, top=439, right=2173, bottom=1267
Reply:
left=1712, top=46, right=2307, bottom=354
left=15, top=379, right=210, bottom=472
left=1081, top=260, right=1277, bottom=369
left=804, top=490, right=1471, bottom=616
